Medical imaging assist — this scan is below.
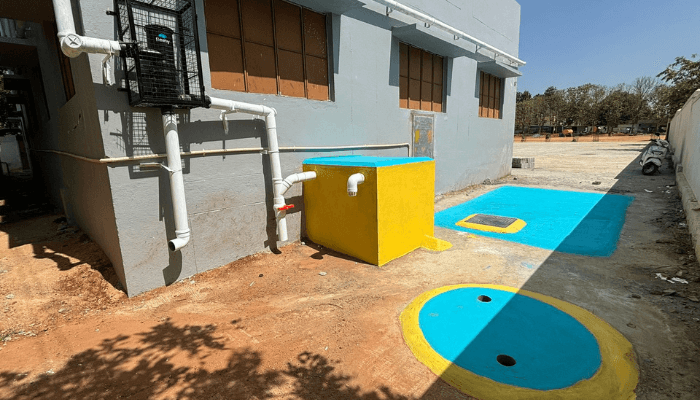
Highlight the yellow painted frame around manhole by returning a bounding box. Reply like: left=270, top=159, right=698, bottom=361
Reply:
left=455, top=214, right=526, bottom=233
left=400, top=284, right=638, bottom=400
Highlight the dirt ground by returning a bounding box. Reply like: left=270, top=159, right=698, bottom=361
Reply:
left=1, top=139, right=698, bottom=399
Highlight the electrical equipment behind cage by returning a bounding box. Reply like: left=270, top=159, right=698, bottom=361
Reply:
left=114, top=0, right=207, bottom=109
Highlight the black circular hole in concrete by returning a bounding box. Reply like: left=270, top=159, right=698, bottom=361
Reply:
left=477, top=295, right=492, bottom=303
left=497, top=354, right=516, bottom=367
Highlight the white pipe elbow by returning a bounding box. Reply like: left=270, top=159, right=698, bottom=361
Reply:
left=281, top=171, right=317, bottom=196
left=60, top=34, right=122, bottom=58
left=347, top=173, right=365, bottom=197
left=168, top=229, right=191, bottom=252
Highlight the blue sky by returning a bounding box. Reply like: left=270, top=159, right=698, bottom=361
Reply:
left=516, top=0, right=700, bottom=95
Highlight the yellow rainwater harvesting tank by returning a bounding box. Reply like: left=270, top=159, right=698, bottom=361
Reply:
left=302, top=156, right=450, bottom=266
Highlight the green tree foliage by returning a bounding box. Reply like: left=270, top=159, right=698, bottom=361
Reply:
left=515, top=77, right=661, bottom=135
left=657, top=55, right=700, bottom=115
left=516, top=90, right=532, bottom=103
left=597, top=89, right=638, bottom=133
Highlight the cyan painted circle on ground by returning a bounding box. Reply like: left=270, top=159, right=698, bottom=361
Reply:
left=419, top=287, right=602, bottom=390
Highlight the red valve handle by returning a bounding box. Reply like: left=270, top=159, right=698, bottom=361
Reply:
left=278, top=204, right=295, bottom=211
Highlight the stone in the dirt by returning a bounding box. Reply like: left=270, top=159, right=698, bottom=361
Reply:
left=663, top=290, right=677, bottom=296
left=5, top=294, right=14, bottom=299
left=319, top=271, right=327, bottom=276
left=58, top=308, right=67, bottom=313
left=592, top=181, right=601, bottom=185
left=259, top=274, right=264, bottom=277
left=689, top=296, right=699, bottom=303
left=627, top=322, right=637, bottom=328
left=629, top=294, right=641, bottom=299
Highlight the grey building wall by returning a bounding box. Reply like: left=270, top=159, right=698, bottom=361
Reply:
left=74, top=0, right=521, bottom=295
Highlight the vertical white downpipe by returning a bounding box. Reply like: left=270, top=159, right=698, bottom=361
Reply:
left=162, top=110, right=190, bottom=251
left=266, top=112, right=289, bottom=242
left=52, top=0, right=77, bottom=40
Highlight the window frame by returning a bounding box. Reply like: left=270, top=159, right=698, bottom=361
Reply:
left=398, top=42, right=445, bottom=113
left=478, top=71, right=503, bottom=119
left=204, top=0, right=330, bottom=101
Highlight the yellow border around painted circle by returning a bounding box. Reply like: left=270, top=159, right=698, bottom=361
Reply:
left=400, top=284, right=638, bottom=400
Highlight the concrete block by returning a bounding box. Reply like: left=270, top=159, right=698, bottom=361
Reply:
left=512, top=157, right=535, bottom=169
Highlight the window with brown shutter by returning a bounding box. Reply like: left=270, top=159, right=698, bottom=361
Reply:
left=478, top=71, right=502, bottom=119
left=205, top=0, right=329, bottom=101
left=399, top=43, right=443, bottom=112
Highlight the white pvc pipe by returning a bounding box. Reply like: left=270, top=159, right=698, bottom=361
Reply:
left=209, top=97, right=290, bottom=242
left=162, top=111, right=190, bottom=251
left=347, top=173, right=365, bottom=197
left=373, top=0, right=525, bottom=67
left=281, top=171, right=317, bottom=196
left=52, top=0, right=122, bottom=58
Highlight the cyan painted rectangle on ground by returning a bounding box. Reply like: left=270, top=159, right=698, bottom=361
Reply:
left=435, top=186, right=634, bottom=256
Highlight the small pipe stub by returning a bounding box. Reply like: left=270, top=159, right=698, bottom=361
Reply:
left=347, top=173, right=365, bottom=197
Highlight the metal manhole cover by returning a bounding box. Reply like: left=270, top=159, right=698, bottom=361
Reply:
left=464, top=214, right=518, bottom=228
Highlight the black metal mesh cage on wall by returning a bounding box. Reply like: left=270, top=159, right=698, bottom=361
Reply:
left=115, top=0, right=206, bottom=109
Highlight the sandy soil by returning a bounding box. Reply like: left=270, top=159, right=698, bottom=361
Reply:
left=0, top=139, right=698, bottom=399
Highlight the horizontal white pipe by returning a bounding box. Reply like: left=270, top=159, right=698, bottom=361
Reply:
left=52, top=0, right=122, bottom=58
left=347, top=173, right=365, bottom=197
left=60, top=33, right=122, bottom=58
left=209, top=97, right=273, bottom=116
left=281, top=171, right=317, bottom=196
left=31, top=142, right=411, bottom=164
left=373, top=0, right=525, bottom=67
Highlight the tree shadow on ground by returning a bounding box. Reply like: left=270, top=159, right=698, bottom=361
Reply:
left=0, top=175, right=124, bottom=292
left=0, top=318, right=416, bottom=400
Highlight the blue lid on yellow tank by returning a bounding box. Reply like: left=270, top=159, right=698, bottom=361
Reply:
left=303, top=155, right=432, bottom=167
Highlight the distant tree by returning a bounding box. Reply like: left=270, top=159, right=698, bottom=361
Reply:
left=563, top=84, right=605, bottom=127
left=657, top=54, right=700, bottom=114
left=628, top=76, right=658, bottom=122
left=515, top=100, right=533, bottom=132
left=516, top=90, right=532, bottom=103
left=649, top=84, right=674, bottom=122
left=543, top=86, right=565, bottom=132
left=598, top=89, right=637, bottom=134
